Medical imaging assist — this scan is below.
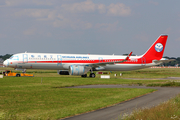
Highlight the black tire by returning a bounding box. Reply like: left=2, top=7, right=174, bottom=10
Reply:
left=81, top=74, right=87, bottom=78
left=89, top=73, right=96, bottom=78
left=16, top=74, right=21, bottom=77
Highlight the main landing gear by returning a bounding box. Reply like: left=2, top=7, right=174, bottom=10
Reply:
left=89, top=73, right=95, bottom=78
left=81, top=74, right=87, bottom=77
left=81, top=73, right=96, bottom=78
left=89, top=69, right=95, bottom=78
left=81, top=69, right=96, bottom=78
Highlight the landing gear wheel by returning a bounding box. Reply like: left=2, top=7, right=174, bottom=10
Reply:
left=81, top=74, right=87, bottom=78
left=16, top=74, right=21, bottom=77
left=89, top=73, right=96, bottom=78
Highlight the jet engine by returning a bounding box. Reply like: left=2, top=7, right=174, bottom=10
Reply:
left=58, top=70, right=69, bottom=75
left=69, top=65, right=90, bottom=75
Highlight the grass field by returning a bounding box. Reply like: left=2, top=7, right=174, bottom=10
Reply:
left=124, top=94, right=180, bottom=120
left=0, top=77, right=156, bottom=119
left=2, top=67, right=180, bottom=78
left=0, top=68, right=180, bottom=119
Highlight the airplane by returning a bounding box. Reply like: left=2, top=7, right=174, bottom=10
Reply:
left=3, top=34, right=169, bottom=78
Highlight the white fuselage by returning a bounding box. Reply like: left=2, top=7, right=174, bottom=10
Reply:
left=3, top=35, right=168, bottom=77
left=3, top=53, right=157, bottom=71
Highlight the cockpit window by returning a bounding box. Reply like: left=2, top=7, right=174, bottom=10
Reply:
left=9, top=56, right=19, bottom=60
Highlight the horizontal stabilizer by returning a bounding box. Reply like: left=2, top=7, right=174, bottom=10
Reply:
left=153, top=58, right=175, bottom=64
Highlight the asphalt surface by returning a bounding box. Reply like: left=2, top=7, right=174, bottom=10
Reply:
left=62, top=85, right=180, bottom=120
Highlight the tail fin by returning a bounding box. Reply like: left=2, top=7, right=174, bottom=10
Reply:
left=142, top=35, right=168, bottom=60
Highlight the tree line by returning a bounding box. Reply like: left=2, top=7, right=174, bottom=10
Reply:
left=0, top=54, right=179, bottom=66
left=0, top=54, right=12, bottom=61
left=163, top=56, right=180, bottom=66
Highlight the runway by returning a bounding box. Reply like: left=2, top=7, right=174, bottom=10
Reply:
left=62, top=85, right=180, bottom=120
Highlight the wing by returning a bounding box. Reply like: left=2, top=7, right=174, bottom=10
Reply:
left=87, top=52, right=133, bottom=68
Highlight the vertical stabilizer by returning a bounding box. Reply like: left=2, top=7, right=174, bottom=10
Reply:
left=142, top=35, right=168, bottom=60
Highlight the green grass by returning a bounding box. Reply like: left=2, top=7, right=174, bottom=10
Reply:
left=2, top=67, right=180, bottom=78
left=119, top=68, right=180, bottom=78
left=29, top=68, right=180, bottom=78
left=147, top=80, right=180, bottom=87
left=0, top=77, right=156, bottom=119
left=0, top=77, right=169, bottom=88
left=124, top=94, right=180, bottom=120
left=1, top=68, right=180, bottom=119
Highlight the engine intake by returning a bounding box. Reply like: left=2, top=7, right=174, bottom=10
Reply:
left=58, top=70, right=69, bottom=75
left=69, top=65, right=90, bottom=75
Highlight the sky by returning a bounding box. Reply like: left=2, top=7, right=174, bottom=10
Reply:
left=0, top=0, right=180, bottom=57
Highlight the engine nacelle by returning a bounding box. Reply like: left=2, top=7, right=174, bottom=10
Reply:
left=69, top=65, right=90, bottom=75
left=58, top=70, right=69, bottom=75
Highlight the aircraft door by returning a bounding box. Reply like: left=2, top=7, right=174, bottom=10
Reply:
left=141, top=57, right=146, bottom=66
left=98, top=57, right=103, bottom=63
left=57, top=55, right=62, bottom=66
left=23, top=54, right=28, bottom=63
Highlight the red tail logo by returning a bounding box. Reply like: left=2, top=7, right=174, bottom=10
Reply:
left=142, top=35, right=168, bottom=60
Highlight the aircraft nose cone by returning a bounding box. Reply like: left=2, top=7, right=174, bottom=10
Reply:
left=3, top=60, right=8, bottom=67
